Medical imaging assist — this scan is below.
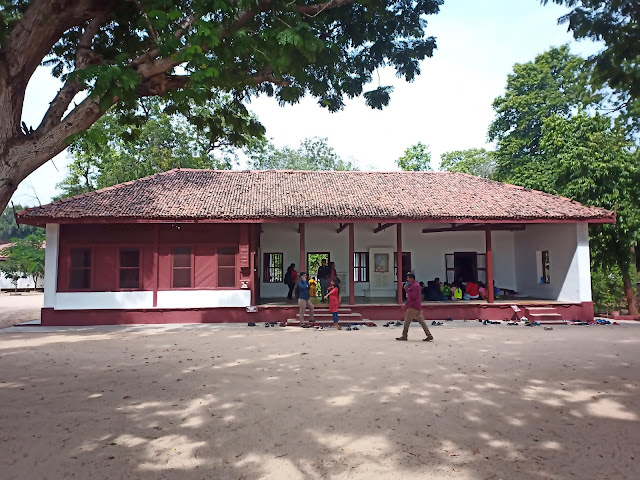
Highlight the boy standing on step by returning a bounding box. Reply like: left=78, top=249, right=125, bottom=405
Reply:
left=396, top=272, right=434, bottom=342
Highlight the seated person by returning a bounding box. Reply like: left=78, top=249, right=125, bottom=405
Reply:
left=419, top=281, right=427, bottom=299
left=425, top=280, right=444, bottom=301
left=452, top=282, right=463, bottom=300
left=441, top=282, right=452, bottom=299
left=478, top=281, right=487, bottom=300
left=463, top=280, right=480, bottom=300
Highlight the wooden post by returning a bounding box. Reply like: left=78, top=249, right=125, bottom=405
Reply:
left=299, top=222, right=306, bottom=274
left=397, top=223, right=403, bottom=304
left=349, top=223, right=355, bottom=305
left=486, top=225, right=494, bottom=303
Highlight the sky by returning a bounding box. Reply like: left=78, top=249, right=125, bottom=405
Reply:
left=11, top=0, right=602, bottom=207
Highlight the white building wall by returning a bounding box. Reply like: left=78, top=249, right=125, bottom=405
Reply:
left=52, top=290, right=250, bottom=310
left=514, top=223, right=588, bottom=302
left=0, top=274, right=43, bottom=290
left=259, top=222, right=518, bottom=298
left=156, top=290, right=251, bottom=308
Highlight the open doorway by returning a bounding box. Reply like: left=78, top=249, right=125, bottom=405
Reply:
left=445, top=252, right=486, bottom=283
left=307, top=252, right=330, bottom=279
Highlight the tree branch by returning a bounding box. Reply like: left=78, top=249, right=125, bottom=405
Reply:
left=296, top=0, right=355, bottom=16
left=37, top=15, right=109, bottom=136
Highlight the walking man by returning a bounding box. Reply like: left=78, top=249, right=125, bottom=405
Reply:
left=317, top=259, right=330, bottom=303
left=396, top=272, right=434, bottom=342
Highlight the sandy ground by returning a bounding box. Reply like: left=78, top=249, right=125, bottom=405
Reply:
left=1, top=322, right=639, bottom=480
left=0, top=291, right=43, bottom=328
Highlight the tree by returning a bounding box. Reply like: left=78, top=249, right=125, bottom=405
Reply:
left=1, top=205, right=39, bottom=241
left=543, top=1, right=640, bottom=132
left=0, top=0, right=443, bottom=212
left=56, top=96, right=264, bottom=198
left=396, top=142, right=432, bottom=171
left=540, top=112, right=640, bottom=314
left=249, top=137, right=357, bottom=171
left=439, top=148, right=496, bottom=179
left=488, top=45, right=601, bottom=185
left=0, top=232, right=45, bottom=292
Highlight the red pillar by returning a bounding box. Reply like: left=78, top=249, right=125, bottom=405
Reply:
left=486, top=225, right=494, bottom=303
left=152, top=224, right=159, bottom=307
left=397, top=223, right=403, bottom=304
left=299, top=222, right=306, bottom=274
left=349, top=223, right=355, bottom=305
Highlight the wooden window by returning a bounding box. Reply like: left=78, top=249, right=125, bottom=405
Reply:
left=70, top=247, right=92, bottom=289
left=218, top=247, right=236, bottom=287
left=263, top=253, right=283, bottom=283
left=172, top=247, right=192, bottom=288
left=476, top=253, right=487, bottom=284
left=541, top=250, right=550, bottom=284
left=119, top=248, right=140, bottom=289
left=353, top=252, right=369, bottom=282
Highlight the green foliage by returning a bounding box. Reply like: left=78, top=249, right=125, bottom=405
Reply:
left=0, top=232, right=45, bottom=290
left=439, top=148, right=496, bottom=179
left=0, top=205, right=38, bottom=241
left=591, top=262, right=625, bottom=314
left=57, top=95, right=264, bottom=198
left=490, top=44, right=639, bottom=312
left=396, top=142, right=432, bottom=171
left=248, top=137, right=357, bottom=171
left=11, top=0, right=443, bottom=112
left=489, top=45, right=601, bottom=184
left=540, top=113, right=640, bottom=281
left=543, top=1, right=640, bottom=132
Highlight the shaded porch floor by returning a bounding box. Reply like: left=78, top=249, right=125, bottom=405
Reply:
left=258, top=296, right=579, bottom=306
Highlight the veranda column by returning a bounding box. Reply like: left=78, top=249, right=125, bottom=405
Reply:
left=485, top=225, right=494, bottom=303
left=152, top=224, right=159, bottom=307
left=299, top=222, right=306, bottom=274
left=397, top=223, right=403, bottom=304
left=349, top=223, right=355, bottom=305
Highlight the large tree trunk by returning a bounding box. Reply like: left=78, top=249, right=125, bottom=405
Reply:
left=620, top=253, right=639, bottom=315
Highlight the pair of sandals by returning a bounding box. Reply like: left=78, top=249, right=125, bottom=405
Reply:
left=431, top=321, right=443, bottom=326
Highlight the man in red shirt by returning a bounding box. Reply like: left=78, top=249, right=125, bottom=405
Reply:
left=396, top=272, right=434, bottom=342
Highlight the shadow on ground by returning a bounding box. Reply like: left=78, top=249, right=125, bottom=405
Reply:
left=0, top=324, right=638, bottom=479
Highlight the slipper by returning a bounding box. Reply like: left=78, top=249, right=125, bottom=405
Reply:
left=383, top=323, right=390, bottom=327
left=265, top=323, right=270, bottom=328
left=346, top=326, right=352, bottom=331
left=394, top=321, right=402, bottom=326
left=544, top=326, right=553, bottom=330
left=353, top=326, right=359, bottom=330
left=248, top=322, right=256, bottom=327
left=431, top=321, right=437, bottom=326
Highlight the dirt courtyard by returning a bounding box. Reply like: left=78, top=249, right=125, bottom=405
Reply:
left=1, top=322, right=638, bottom=480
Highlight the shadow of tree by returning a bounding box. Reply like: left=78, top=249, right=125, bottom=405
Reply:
left=0, top=324, right=638, bottom=479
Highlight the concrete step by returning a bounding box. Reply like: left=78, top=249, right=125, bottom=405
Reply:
left=528, top=313, right=565, bottom=324
left=293, top=312, right=361, bottom=318
left=526, top=307, right=559, bottom=314
left=287, top=319, right=373, bottom=326
left=310, top=308, right=353, bottom=314
left=287, top=313, right=363, bottom=322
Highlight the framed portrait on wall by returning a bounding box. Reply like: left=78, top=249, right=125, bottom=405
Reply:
left=374, top=253, right=389, bottom=273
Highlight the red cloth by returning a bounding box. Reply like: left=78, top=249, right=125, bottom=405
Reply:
left=405, top=281, right=422, bottom=310
left=465, top=281, right=479, bottom=296
left=291, top=270, right=298, bottom=284
left=327, top=287, right=339, bottom=312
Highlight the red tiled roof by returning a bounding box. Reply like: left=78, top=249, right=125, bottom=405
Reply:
left=17, top=169, right=614, bottom=224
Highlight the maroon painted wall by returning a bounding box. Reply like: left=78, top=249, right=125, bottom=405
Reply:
left=57, top=223, right=247, bottom=293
